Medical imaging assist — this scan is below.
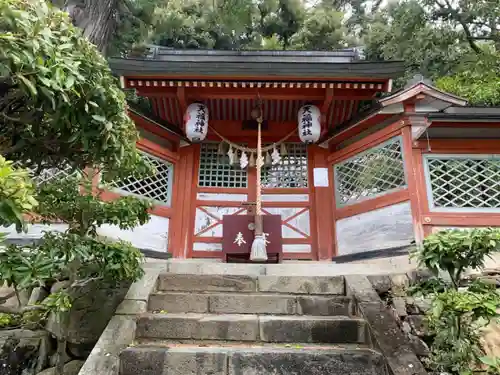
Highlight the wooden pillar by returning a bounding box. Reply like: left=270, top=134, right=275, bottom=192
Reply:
left=401, top=126, right=425, bottom=245
left=309, top=146, right=334, bottom=261
left=169, top=145, right=199, bottom=258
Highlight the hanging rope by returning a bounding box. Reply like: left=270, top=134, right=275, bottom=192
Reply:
left=208, top=125, right=297, bottom=153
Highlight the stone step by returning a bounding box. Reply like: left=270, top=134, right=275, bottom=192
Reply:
left=136, top=313, right=367, bottom=344
left=120, top=345, right=387, bottom=375
left=157, top=273, right=345, bottom=295
left=149, top=291, right=352, bottom=315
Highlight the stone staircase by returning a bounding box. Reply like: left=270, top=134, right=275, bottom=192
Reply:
left=119, top=271, right=389, bottom=375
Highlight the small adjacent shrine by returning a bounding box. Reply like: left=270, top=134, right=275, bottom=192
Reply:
left=106, top=48, right=500, bottom=262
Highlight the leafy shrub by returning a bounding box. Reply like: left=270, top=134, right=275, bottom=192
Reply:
left=0, top=0, right=150, bottom=180
left=0, top=156, right=37, bottom=231
left=413, top=228, right=500, bottom=374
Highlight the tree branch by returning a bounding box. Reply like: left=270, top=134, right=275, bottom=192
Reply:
left=434, top=0, right=482, bottom=54
left=0, top=291, right=16, bottom=304
left=0, top=304, right=46, bottom=315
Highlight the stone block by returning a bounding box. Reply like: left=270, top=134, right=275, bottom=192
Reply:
left=406, top=315, right=426, bottom=337
left=0, top=329, right=50, bottom=374
left=367, top=275, right=392, bottom=294
left=407, top=334, right=430, bottom=357
left=390, top=273, right=410, bottom=289
left=195, top=314, right=260, bottom=341
left=38, top=360, right=85, bottom=375
left=258, top=276, right=344, bottom=295
left=357, top=301, right=427, bottom=375
left=120, top=347, right=166, bottom=375
left=296, top=296, right=351, bottom=316
left=47, top=280, right=131, bottom=345
left=148, top=292, right=208, bottom=313
left=259, top=316, right=366, bottom=344
left=167, top=261, right=266, bottom=276
left=392, top=297, right=407, bottom=318
left=157, top=274, right=257, bottom=293
left=209, top=294, right=297, bottom=315
left=164, top=347, right=228, bottom=375
left=116, top=300, right=147, bottom=315
left=344, top=275, right=379, bottom=303
left=228, top=348, right=386, bottom=375
left=78, top=315, right=136, bottom=375
left=136, top=313, right=260, bottom=341
left=125, top=270, right=161, bottom=301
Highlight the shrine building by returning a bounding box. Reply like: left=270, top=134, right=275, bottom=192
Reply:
left=9, top=48, right=500, bottom=262
left=102, top=48, right=500, bottom=262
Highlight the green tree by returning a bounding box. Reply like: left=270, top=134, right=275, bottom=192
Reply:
left=259, top=0, right=305, bottom=49
left=290, top=7, right=346, bottom=50
left=362, top=0, right=468, bottom=86
left=0, top=0, right=148, bottom=180
left=437, top=50, right=500, bottom=106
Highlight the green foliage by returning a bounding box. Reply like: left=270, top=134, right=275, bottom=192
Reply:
left=481, top=356, right=500, bottom=375
left=35, top=175, right=152, bottom=236
left=437, top=51, right=500, bottom=106
left=0, top=156, right=37, bottom=231
left=0, top=0, right=149, bottom=179
left=415, top=228, right=500, bottom=288
left=413, top=229, right=500, bottom=374
left=0, top=312, right=21, bottom=328
left=426, top=284, right=500, bottom=373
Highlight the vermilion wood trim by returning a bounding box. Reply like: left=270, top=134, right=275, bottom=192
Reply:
left=261, top=201, right=310, bottom=208
left=307, top=147, right=319, bottom=260
left=196, top=200, right=248, bottom=207
left=190, top=251, right=315, bottom=260
left=402, top=126, right=424, bottom=244
left=309, top=146, right=334, bottom=260
left=130, top=112, right=182, bottom=143
left=196, top=200, right=310, bottom=208
left=329, top=148, right=338, bottom=257
left=328, top=120, right=407, bottom=164
left=193, top=237, right=312, bottom=245
left=283, top=207, right=309, bottom=224
left=191, top=251, right=224, bottom=259
left=415, top=139, right=500, bottom=153
left=282, top=222, right=310, bottom=239
left=137, top=138, right=179, bottom=163
left=262, top=188, right=309, bottom=194
left=422, top=214, right=500, bottom=227
left=430, top=122, right=500, bottom=128
left=283, top=252, right=315, bottom=260
left=169, top=149, right=184, bottom=256
left=197, top=187, right=249, bottom=194
left=186, top=145, right=201, bottom=259
left=335, top=189, right=410, bottom=220
left=196, top=206, right=223, bottom=222
left=260, top=207, right=310, bottom=239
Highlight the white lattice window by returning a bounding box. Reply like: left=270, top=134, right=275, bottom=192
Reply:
left=261, top=143, right=308, bottom=188
left=111, top=152, right=174, bottom=206
left=424, top=155, right=500, bottom=211
left=198, top=143, right=247, bottom=188
left=334, top=136, right=406, bottom=207
left=12, top=162, right=73, bottom=186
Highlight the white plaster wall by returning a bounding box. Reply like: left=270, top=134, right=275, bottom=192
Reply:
left=336, top=201, right=414, bottom=256
left=3, top=223, right=68, bottom=242
left=3, top=216, right=170, bottom=253
left=97, top=214, right=169, bottom=253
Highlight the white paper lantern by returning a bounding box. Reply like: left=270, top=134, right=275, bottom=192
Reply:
left=185, top=103, right=209, bottom=142
left=297, top=104, right=321, bottom=144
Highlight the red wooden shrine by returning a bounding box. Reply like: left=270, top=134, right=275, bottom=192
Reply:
left=102, top=49, right=500, bottom=262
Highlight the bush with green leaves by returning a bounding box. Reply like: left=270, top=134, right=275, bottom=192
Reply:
left=0, top=0, right=150, bottom=180
left=412, top=228, right=500, bottom=374
left=0, top=155, right=37, bottom=231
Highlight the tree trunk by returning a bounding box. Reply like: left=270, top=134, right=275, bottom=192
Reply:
left=56, top=0, right=120, bottom=55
